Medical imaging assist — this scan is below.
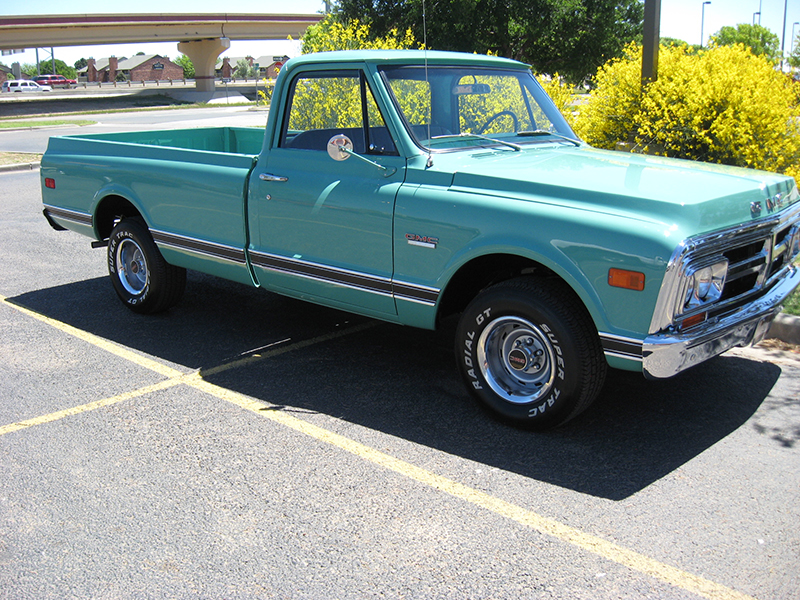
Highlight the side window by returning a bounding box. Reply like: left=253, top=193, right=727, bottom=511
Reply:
left=280, top=71, right=397, bottom=155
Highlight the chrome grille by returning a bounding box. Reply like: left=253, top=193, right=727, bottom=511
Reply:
left=650, top=202, right=800, bottom=334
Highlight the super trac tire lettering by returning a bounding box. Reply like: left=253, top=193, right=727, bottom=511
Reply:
left=455, top=277, right=606, bottom=429
left=107, top=218, right=186, bottom=315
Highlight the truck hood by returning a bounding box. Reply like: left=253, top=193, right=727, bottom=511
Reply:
left=443, top=144, right=799, bottom=235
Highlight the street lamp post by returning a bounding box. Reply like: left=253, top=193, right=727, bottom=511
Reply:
left=701, top=1, right=711, bottom=48
left=780, top=0, right=789, bottom=70
left=753, top=12, right=760, bottom=26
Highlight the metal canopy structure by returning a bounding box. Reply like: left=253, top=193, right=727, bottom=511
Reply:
left=0, top=13, right=323, bottom=91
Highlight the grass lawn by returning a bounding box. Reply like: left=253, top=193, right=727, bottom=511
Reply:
left=784, top=287, right=800, bottom=317
left=0, top=119, right=96, bottom=129
left=0, top=152, right=42, bottom=165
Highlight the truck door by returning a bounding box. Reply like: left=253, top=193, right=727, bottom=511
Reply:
left=249, top=69, right=405, bottom=317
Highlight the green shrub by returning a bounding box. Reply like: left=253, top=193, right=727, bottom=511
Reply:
left=569, top=43, right=800, bottom=183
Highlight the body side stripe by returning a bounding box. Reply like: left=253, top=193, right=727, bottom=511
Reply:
left=43, top=205, right=93, bottom=226
left=150, top=229, right=247, bottom=264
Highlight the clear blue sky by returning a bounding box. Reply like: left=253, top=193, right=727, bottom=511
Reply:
left=2, top=0, right=798, bottom=69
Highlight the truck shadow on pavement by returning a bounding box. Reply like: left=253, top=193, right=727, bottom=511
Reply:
left=11, top=271, right=782, bottom=501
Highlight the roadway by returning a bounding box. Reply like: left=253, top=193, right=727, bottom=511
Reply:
left=0, top=108, right=799, bottom=599
left=0, top=103, right=269, bottom=154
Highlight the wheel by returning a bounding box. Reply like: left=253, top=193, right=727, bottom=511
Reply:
left=107, top=218, right=186, bottom=314
left=455, top=277, right=606, bottom=428
left=477, top=110, right=519, bottom=134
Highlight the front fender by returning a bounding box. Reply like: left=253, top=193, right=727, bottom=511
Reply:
left=395, top=185, right=676, bottom=339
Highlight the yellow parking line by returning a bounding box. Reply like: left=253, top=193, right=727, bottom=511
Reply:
left=1, top=295, right=183, bottom=379
left=0, top=378, right=182, bottom=436
left=187, top=375, right=757, bottom=600
left=201, top=321, right=377, bottom=376
left=1, top=293, right=758, bottom=600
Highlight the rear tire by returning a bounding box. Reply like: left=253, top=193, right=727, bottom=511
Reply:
left=107, top=218, right=186, bottom=314
left=455, top=277, right=606, bottom=428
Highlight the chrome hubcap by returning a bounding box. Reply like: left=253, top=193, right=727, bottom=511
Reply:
left=116, top=238, right=148, bottom=295
left=477, top=316, right=556, bottom=404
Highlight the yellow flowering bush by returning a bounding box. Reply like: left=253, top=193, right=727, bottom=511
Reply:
left=573, top=43, right=800, bottom=182
left=281, top=17, right=419, bottom=130
left=535, top=74, right=576, bottom=123
left=301, top=16, right=418, bottom=54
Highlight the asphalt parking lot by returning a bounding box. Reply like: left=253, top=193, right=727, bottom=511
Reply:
left=1, top=117, right=799, bottom=599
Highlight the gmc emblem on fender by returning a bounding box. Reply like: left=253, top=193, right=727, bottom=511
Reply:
left=405, top=233, right=439, bottom=249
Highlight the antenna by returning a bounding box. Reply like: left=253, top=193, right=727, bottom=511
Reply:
left=423, top=0, right=433, bottom=168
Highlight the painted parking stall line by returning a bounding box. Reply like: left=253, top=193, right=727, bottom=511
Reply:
left=0, top=378, right=182, bottom=437
left=0, top=293, right=759, bottom=600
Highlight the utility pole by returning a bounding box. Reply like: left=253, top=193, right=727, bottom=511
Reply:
left=642, top=0, right=661, bottom=84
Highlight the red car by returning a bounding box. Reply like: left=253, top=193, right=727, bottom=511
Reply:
left=32, top=74, right=77, bottom=89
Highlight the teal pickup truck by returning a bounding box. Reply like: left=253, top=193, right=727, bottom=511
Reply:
left=41, top=50, right=800, bottom=428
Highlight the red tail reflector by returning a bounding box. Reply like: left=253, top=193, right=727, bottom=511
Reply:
left=45, top=178, right=56, bottom=189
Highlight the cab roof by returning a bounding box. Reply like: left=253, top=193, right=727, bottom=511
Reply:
left=283, top=50, right=528, bottom=73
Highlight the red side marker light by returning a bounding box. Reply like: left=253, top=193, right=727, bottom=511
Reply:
left=45, top=178, right=56, bottom=189
left=608, top=268, right=645, bottom=291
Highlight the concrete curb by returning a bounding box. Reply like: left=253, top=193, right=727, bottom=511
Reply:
left=0, top=161, right=40, bottom=173
left=766, top=313, right=800, bottom=346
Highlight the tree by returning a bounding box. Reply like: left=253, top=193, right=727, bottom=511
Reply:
left=710, top=24, right=780, bottom=62
left=74, top=57, right=88, bottom=70
left=788, top=33, right=800, bottom=69
left=174, top=54, right=194, bottom=78
left=235, top=58, right=257, bottom=78
left=21, top=58, right=77, bottom=79
left=332, top=0, right=644, bottom=83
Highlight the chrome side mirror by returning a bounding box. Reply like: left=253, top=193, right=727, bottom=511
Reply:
left=326, top=134, right=397, bottom=177
left=327, top=134, right=353, bottom=161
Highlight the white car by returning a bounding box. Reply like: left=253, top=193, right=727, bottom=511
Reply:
left=1, top=79, right=52, bottom=93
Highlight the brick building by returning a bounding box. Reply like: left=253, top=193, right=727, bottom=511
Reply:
left=216, top=55, right=289, bottom=80
left=81, top=54, right=183, bottom=82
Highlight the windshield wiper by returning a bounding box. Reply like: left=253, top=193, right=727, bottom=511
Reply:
left=431, top=133, right=522, bottom=151
left=517, top=130, right=581, bottom=146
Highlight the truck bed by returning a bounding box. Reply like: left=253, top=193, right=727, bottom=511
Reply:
left=41, top=127, right=262, bottom=286
left=59, top=126, right=264, bottom=156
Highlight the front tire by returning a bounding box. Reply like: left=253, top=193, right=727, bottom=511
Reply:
left=455, top=277, right=606, bottom=428
left=107, top=218, right=186, bottom=314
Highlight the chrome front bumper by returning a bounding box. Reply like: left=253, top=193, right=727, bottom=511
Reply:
left=642, top=265, right=800, bottom=379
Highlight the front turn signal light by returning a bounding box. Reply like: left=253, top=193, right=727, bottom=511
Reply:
left=608, top=268, right=645, bottom=291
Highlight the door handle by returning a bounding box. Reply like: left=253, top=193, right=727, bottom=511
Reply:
left=259, top=173, right=288, bottom=182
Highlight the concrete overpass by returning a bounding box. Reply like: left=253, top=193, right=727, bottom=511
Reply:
left=0, top=14, right=324, bottom=91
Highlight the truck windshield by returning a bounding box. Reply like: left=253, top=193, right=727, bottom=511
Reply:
left=380, top=65, right=579, bottom=151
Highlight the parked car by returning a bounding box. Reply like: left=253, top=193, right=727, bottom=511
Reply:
left=1, top=79, right=51, bottom=92
left=40, top=50, right=800, bottom=429
left=32, top=74, right=77, bottom=89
